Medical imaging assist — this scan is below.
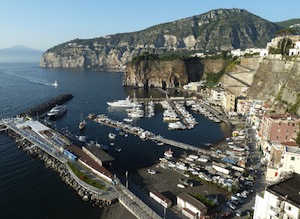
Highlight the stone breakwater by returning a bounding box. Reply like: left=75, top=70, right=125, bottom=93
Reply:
left=20, top=93, right=73, bottom=117
left=0, top=125, right=116, bottom=208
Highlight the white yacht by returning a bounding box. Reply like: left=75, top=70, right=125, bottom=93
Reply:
left=47, top=105, right=67, bottom=118
left=107, top=96, right=141, bottom=108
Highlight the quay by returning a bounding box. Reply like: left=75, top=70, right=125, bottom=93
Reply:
left=0, top=118, right=162, bottom=219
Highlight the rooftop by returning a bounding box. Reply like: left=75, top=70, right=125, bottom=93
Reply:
left=177, top=193, right=207, bottom=211
left=84, top=145, right=114, bottom=163
left=267, top=173, right=300, bottom=207
left=285, top=146, right=300, bottom=154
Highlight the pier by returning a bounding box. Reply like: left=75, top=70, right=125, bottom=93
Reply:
left=93, top=115, right=227, bottom=160
left=20, top=93, right=73, bottom=117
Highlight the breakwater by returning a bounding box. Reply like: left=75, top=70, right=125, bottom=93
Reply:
left=0, top=122, right=116, bottom=208
left=20, top=93, right=73, bottom=117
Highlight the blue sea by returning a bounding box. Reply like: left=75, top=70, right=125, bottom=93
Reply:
left=0, top=63, right=224, bottom=218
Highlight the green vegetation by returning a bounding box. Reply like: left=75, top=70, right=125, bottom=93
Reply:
left=68, top=162, right=107, bottom=190
left=295, top=128, right=300, bottom=144
left=288, top=94, right=300, bottom=114
left=269, top=37, right=293, bottom=55
left=192, top=193, right=217, bottom=210
left=276, top=85, right=286, bottom=100
left=275, top=28, right=298, bottom=36
left=205, top=55, right=239, bottom=87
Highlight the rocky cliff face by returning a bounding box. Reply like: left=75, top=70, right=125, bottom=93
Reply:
left=247, top=56, right=300, bottom=115
left=40, top=9, right=280, bottom=69
left=123, top=58, right=224, bottom=88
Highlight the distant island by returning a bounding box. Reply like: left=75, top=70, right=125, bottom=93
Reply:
left=0, top=45, right=44, bottom=63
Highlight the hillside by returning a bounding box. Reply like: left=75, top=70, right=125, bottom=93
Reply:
left=40, top=8, right=281, bottom=69
left=276, top=19, right=300, bottom=33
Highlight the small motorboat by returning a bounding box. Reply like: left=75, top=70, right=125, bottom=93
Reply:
left=108, top=133, right=116, bottom=140
left=52, top=80, right=58, bottom=87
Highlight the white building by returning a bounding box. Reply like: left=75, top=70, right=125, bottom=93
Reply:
left=211, top=87, right=225, bottom=102
left=281, top=146, right=300, bottom=174
left=183, top=81, right=205, bottom=92
left=289, top=41, right=300, bottom=56
left=254, top=173, right=300, bottom=219
left=177, top=193, right=207, bottom=219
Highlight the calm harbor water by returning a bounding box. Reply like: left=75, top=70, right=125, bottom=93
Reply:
left=0, top=62, right=224, bottom=218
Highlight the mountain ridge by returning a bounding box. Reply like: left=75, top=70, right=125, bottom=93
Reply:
left=0, top=45, right=44, bottom=63
left=40, top=8, right=283, bottom=69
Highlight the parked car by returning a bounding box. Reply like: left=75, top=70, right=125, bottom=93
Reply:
left=236, top=209, right=247, bottom=217
left=226, top=201, right=237, bottom=210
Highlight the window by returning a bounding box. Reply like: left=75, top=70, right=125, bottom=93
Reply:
left=288, top=206, right=292, bottom=210
left=291, top=156, right=295, bottom=161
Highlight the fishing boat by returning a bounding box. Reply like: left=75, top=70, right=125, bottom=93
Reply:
left=79, top=113, right=86, bottom=130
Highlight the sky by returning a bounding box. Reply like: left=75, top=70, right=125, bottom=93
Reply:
left=1, top=0, right=299, bottom=51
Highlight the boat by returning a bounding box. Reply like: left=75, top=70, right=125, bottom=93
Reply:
left=52, top=80, right=58, bottom=87
left=123, top=118, right=133, bottom=123
left=79, top=113, right=86, bottom=130
left=177, top=183, right=185, bottom=188
left=107, top=96, right=141, bottom=108
left=115, top=147, right=122, bottom=152
left=100, top=144, right=109, bottom=151
left=47, top=105, right=67, bottom=118
left=164, top=148, right=173, bottom=159
left=108, top=133, right=116, bottom=140
left=75, top=135, right=86, bottom=142
left=147, top=169, right=156, bottom=175
left=87, top=113, right=96, bottom=119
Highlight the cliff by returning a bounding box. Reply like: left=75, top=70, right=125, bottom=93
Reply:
left=247, top=56, right=300, bottom=115
left=123, top=58, right=224, bottom=88
left=40, top=8, right=280, bottom=69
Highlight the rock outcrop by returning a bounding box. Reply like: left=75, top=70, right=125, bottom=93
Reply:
left=40, top=9, right=280, bottom=69
left=123, top=58, right=224, bottom=88
left=246, top=56, right=300, bottom=115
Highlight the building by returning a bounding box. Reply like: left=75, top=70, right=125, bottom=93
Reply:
left=211, top=87, right=225, bottom=102
left=289, top=41, right=300, bottom=56
left=266, top=142, right=300, bottom=182
left=253, top=173, right=300, bottom=219
left=260, top=114, right=300, bottom=143
left=281, top=145, right=300, bottom=174
left=149, top=190, right=172, bottom=209
left=177, top=193, right=207, bottom=219
left=222, top=91, right=235, bottom=112
left=183, top=82, right=205, bottom=92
